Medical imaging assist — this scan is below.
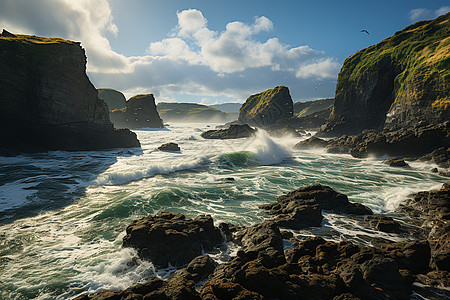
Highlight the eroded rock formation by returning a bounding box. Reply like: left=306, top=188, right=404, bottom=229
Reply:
left=0, top=30, right=140, bottom=154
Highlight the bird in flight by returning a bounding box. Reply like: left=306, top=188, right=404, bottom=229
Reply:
left=361, top=29, right=369, bottom=34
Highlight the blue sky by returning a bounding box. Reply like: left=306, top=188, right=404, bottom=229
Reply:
left=0, top=0, right=449, bottom=104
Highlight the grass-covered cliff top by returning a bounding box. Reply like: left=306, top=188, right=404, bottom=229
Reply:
left=337, top=13, right=449, bottom=109
left=239, top=86, right=289, bottom=118
left=0, top=30, right=78, bottom=45
left=157, top=102, right=225, bottom=115
left=294, top=98, right=334, bottom=117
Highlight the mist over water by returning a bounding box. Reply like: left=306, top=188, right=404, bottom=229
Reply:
left=0, top=123, right=447, bottom=299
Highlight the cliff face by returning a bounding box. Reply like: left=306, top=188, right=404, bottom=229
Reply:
left=110, top=94, right=164, bottom=129
left=238, top=86, right=293, bottom=127
left=98, top=88, right=127, bottom=111
left=0, top=31, right=140, bottom=154
left=321, top=13, right=450, bottom=136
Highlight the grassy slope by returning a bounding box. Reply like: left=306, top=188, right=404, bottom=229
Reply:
left=294, top=98, right=334, bottom=117
left=156, top=102, right=232, bottom=122
left=337, top=13, right=449, bottom=110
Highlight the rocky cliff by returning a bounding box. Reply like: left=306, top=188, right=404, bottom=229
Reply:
left=157, top=102, right=234, bottom=123
left=97, top=88, right=127, bottom=111
left=110, top=94, right=164, bottom=129
left=321, top=13, right=450, bottom=136
left=238, top=86, right=293, bottom=127
left=0, top=30, right=140, bottom=155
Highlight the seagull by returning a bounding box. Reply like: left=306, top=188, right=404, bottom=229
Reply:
left=361, top=29, right=369, bottom=35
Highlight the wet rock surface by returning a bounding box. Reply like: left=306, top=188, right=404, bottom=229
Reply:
left=122, top=212, right=224, bottom=268
left=399, top=183, right=450, bottom=281
left=158, top=142, right=180, bottom=151
left=81, top=184, right=450, bottom=299
left=201, top=124, right=256, bottom=139
left=294, top=136, right=329, bottom=150
left=384, top=157, right=409, bottom=167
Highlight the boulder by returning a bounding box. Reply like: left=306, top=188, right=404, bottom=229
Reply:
left=201, top=124, right=256, bottom=139
left=384, top=157, right=409, bottom=167
left=110, top=94, right=164, bottom=129
left=238, top=86, right=293, bottom=127
left=0, top=31, right=140, bottom=155
left=261, top=184, right=373, bottom=222
left=158, top=142, right=180, bottom=151
left=294, top=136, right=329, bottom=150
left=365, top=215, right=401, bottom=233
left=122, top=212, right=224, bottom=268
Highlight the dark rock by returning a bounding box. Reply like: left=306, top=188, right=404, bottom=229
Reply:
left=110, top=94, right=164, bottom=129
left=122, top=212, right=224, bottom=268
left=294, top=136, right=329, bottom=150
left=224, top=177, right=235, bottom=182
left=0, top=32, right=140, bottom=155
left=261, top=184, right=373, bottom=224
left=431, top=167, right=439, bottom=173
left=380, top=240, right=431, bottom=274
left=238, top=86, right=293, bottom=127
left=325, top=121, right=450, bottom=161
left=399, top=184, right=450, bottom=271
left=157, top=142, right=180, bottom=152
left=419, top=147, right=450, bottom=168
left=201, top=124, right=256, bottom=139
left=174, top=255, right=217, bottom=283
left=384, top=157, right=409, bottom=167
left=365, top=215, right=401, bottom=233
left=266, top=125, right=301, bottom=137
left=98, top=88, right=127, bottom=111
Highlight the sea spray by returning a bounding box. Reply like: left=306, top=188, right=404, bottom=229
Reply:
left=248, top=130, right=292, bottom=165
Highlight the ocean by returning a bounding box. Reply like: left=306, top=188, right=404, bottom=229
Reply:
left=0, top=123, right=447, bottom=299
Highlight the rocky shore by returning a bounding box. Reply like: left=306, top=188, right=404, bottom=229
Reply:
left=77, top=184, right=450, bottom=299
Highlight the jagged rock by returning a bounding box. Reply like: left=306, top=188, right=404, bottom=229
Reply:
left=110, top=94, right=164, bottom=129
left=384, top=157, right=409, bottom=167
left=266, top=125, right=301, bottom=137
left=325, top=122, right=450, bottom=162
left=0, top=31, right=140, bottom=155
left=158, top=142, right=180, bottom=151
left=380, top=240, right=431, bottom=274
left=282, top=107, right=332, bottom=130
left=97, top=88, right=127, bottom=111
left=201, top=124, right=256, bottom=139
left=122, top=212, right=224, bottom=268
left=419, top=147, right=450, bottom=168
left=294, top=136, right=329, bottom=150
left=399, top=184, right=450, bottom=272
left=261, top=184, right=373, bottom=222
left=320, top=13, right=450, bottom=137
left=238, top=86, right=293, bottom=127
left=365, top=215, right=401, bottom=233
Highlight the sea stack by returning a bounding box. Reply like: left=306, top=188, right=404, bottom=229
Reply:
left=238, top=86, right=293, bottom=127
left=0, top=30, right=140, bottom=155
left=109, top=94, right=164, bottom=129
left=321, top=12, right=450, bottom=137
left=98, top=88, right=127, bottom=111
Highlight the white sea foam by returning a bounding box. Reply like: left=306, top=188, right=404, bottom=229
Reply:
left=95, top=156, right=211, bottom=186
left=248, top=131, right=292, bottom=165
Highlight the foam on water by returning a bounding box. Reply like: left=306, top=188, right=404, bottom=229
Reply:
left=0, top=123, right=448, bottom=299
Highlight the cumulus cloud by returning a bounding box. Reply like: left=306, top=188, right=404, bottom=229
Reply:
left=409, top=6, right=450, bottom=21
left=0, top=0, right=130, bottom=73
left=147, top=9, right=336, bottom=77
left=0, top=3, right=339, bottom=102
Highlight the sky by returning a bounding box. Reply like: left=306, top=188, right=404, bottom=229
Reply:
left=0, top=1, right=449, bottom=104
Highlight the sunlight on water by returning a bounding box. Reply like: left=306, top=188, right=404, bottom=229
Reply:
left=0, top=123, right=447, bottom=299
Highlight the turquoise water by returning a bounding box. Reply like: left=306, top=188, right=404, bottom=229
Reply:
left=0, top=123, right=446, bottom=299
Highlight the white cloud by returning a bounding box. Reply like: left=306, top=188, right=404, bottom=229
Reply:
left=409, top=6, right=450, bottom=21
left=0, top=0, right=131, bottom=73
left=0, top=3, right=339, bottom=102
